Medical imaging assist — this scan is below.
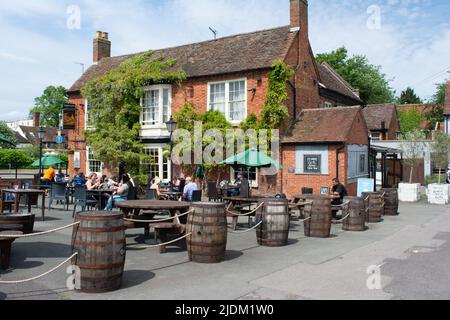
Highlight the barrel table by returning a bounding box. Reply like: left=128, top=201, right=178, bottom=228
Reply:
left=186, top=202, right=227, bottom=263
left=342, top=197, right=367, bottom=232
left=0, top=231, right=23, bottom=270
left=303, top=196, right=333, bottom=238
left=362, top=192, right=384, bottom=223
left=0, top=213, right=35, bottom=234
left=72, top=211, right=126, bottom=293
left=255, top=198, right=290, bottom=247
left=381, top=188, right=399, bottom=216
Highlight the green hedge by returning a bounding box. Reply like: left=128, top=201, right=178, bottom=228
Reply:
left=424, top=174, right=448, bottom=186
left=0, top=149, right=33, bottom=169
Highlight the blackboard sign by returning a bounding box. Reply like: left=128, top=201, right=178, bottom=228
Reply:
left=304, top=155, right=321, bottom=173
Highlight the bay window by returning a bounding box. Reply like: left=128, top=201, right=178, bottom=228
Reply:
left=141, top=85, right=171, bottom=126
left=208, top=79, right=247, bottom=123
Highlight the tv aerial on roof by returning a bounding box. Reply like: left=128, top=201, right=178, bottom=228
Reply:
left=209, top=27, right=218, bottom=40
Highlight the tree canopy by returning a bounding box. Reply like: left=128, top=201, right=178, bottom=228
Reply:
left=316, top=47, right=395, bottom=104
left=31, top=86, right=68, bottom=127
left=0, top=149, right=33, bottom=169
left=0, top=121, right=17, bottom=148
left=431, top=131, right=450, bottom=183
left=397, top=87, right=422, bottom=105
left=81, top=51, right=186, bottom=174
left=398, top=107, right=423, bottom=135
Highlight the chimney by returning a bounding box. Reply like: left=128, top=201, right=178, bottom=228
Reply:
left=93, top=31, right=111, bottom=64
left=290, top=0, right=308, bottom=34
left=445, top=81, right=450, bottom=115
left=33, top=112, right=41, bottom=127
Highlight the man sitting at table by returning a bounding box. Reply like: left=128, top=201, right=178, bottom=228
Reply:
left=331, top=178, right=348, bottom=204
left=183, top=177, right=198, bottom=202
left=41, top=166, right=55, bottom=185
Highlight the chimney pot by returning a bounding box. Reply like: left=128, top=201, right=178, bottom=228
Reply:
left=93, top=30, right=111, bottom=64
left=33, top=112, right=41, bottom=128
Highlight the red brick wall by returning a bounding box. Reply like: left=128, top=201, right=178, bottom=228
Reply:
left=387, top=110, right=400, bottom=140
left=67, top=93, right=87, bottom=177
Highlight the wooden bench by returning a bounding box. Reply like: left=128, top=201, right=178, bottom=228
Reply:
left=153, top=223, right=186, bottom=254
left=0, top=214, right=35, bottom=234
left=0, top=230, right=23, bottom=270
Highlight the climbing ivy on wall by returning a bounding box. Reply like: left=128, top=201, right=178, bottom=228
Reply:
left=81, top=51, right=186, bottom=173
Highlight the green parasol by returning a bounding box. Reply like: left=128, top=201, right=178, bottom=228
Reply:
left=221, top=149, right=284, bottom=169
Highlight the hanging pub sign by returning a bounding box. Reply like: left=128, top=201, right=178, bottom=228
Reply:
left=63, top=104, right=76, bottom=130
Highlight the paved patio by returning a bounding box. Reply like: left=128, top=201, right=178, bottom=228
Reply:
left=0, top=199, right=449, bottom=300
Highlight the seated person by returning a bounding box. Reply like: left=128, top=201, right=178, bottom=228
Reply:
left=150, top=177, right=162, bottom=198
left=171, top=177, right=181, bottom=192
left=71, top=172, right=86, bottom=187
left=183, top=177, right=198, bottom=202
left=228, top=173, right=245, bottom=197
left=55, top=170, right=66, bottom=183
left=331, top=178, right=348, bottom=205
left=86, top=173, right=100, bottom=190
left=41, top=166, right=56, bottom=185
left=106, top=174, right=131, bottom=210
left=107, top=176, right=119, bottom=188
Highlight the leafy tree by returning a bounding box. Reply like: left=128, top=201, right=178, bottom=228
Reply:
left=397, top=87, right=422, bottom=104
left=398, top=107, right=423, bottom=135
left=81, top=51, right=186, bottom=174
left=424, top=82, right=446, bottom=132
left=431, top=131, right=450, bottom=184
left=31, top=86, right=68, bottom=127
left=400, top=130, right=427, bottom=184
left=0, top=121, right=17, bottom=148
left=316, top=47, right=395, bottom=104
left=0, top=149, right=33, bottom=169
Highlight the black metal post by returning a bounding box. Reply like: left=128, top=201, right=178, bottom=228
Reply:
left=38, top=138, right=43, bottom=179
left=169, top=132, right=174, bottom=183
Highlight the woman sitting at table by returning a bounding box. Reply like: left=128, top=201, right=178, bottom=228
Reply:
left=106, top=174, right=131, bottom=210
left=86, top=173, right=100, bottom=190
left=150, top=177, right=162, bottom=198
left=171, top=177, right=181, bottom=192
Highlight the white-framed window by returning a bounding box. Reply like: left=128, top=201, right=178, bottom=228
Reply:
left=85, top=99, right=93, bottom=129
left=370, top=132, right=381, bottom=141
left=207, top=79, right=247, bottom=123
left=141, top=85, right=171, bottom=126
left=230, top=167, right=258, bottom=188
left=142, top=146, right=171, bottom=182
left=87, top=147, right=103, bottom=175
left=324, top=102, right=333, bottom=109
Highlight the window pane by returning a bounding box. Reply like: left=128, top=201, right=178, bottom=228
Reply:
left=229, top=80, right=246, bottom=121
left=88, top=148, right=102, bottom=174
left=143, top=148, right=160, bottom=180
left=162, top=89, right=170, bottom=124
left=209, top=83, right=225, bottom=114
left=143, top=90, right=160, bottom=125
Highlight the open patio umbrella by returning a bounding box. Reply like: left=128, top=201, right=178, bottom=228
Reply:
left=221, top=149, right=284, bottom=169
left=32, top=155, right=66, bottom=167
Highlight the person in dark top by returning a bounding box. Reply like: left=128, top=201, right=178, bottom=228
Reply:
left=332, top=178, right=348, bottom=204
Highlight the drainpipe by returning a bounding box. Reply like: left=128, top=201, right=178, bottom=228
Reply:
left=336, top=143, right=345, bottom=180
left=287, top=79, right=297, bottom=122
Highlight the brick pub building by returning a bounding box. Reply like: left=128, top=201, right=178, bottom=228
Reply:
left=66, top=0, right=369, bottom=198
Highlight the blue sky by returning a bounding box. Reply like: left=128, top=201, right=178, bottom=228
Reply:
left=0, top=0, right=449, bottom=122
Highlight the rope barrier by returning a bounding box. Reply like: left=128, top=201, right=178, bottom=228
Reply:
left=127, top=233, right=193, bottom=249
left=123, top=209, right=195, bottom=224
left=297, top=216, right=312, bottom=223
left=226, top=202, right=265, bottom=217
left=0, top=222, right=81, bottom=239
left=332, top=213, right=351, bottom=224
left=228, top=221, right=263, bottom=234
left=0, top=253, right=78, bottom=284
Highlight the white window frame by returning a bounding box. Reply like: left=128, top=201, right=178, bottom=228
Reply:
left=142, top=145, right=171, bottom=182
left=324, top=102, right=333, bottom=109
left=370, top=132, right=381, bottom=141
left=207, top=78, right=247, bottom=124
left=86, top=147, right=104, bottom=175
left=230, top=167, right=259, bottom=188
left=141, top=85, right=172, bottom=128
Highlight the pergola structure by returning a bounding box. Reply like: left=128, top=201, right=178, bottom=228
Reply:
left=369, top=145, right=403, bottom=189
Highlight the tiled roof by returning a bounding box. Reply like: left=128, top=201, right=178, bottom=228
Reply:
left=282, top=106, right=362, bottom=144
left=68, top=26, right=296, bottom=93
left=18, top=126, right=59, bottom=145
left=362, top=104, right=396, bottom=130
left=317, top=63, right=363, bottom=103
left=445, top=81, right=450, bottom=115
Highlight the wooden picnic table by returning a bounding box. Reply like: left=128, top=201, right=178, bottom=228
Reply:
left=223, top=196, right=264, bottom=230
left=116, top=200, right=191, bottom=223
left=294, top=194, right=341, bottom=201
left=0, top=189, right=46, bottom=221
left=87, top=189, right=115, bottom=209
left=160, top=191, right=183, bottom=201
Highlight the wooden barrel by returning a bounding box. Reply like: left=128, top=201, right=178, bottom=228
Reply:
left=342, top=197, right=367, bottom=232
left=255, top=198, right=290, bottom=247
left=186, top=202, right=227, bottom=264
left=362, top=192, right=384, bottom=223
left=381, top=188, right=399, bottom=216
left=0, top=214, right=35, bottom=234
left=72, top=211, right=126, bottom=293
left=303, top=197, right=332, bottom=238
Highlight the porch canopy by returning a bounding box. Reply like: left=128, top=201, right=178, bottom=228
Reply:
left=221, top=149, right=284, bottom=169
